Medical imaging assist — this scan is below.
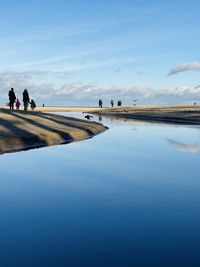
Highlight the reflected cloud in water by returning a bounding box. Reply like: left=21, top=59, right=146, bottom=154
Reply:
left=167, top=138, right=200, bottom=154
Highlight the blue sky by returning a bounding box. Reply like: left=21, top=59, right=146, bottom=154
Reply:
left=0, top=0, right=200, bottom=106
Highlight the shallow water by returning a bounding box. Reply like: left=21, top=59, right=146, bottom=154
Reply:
left=1, top=113, right=200, bottom=267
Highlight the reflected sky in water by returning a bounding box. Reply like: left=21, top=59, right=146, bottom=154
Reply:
left=0, top=113, right=200, bottom=267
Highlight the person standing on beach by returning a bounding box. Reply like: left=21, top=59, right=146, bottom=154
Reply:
left=117, top=100, right=122, bottom=106
left=30, top=99, right=36, bottom=111
left=110, top=100, right=114, bottom=107
left=23, top=89, right=30, bottom=111
left=99, top=99, right=103, bottom=108
left=15, top=99, right=21, bottom=110
left=8, top=88, right=16, bottom=110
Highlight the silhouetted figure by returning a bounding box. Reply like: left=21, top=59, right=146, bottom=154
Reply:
left=132, top=99, right=138, bottom=106
left=99, top=99, right=103, bottom=108
left=23, top=89, right=30, bottom=111
left=43, top=104, right=45, bottom=107
left=110, top=100, right=114, bottom=107
left=8, top=88, right=16, bottom=110
left=117, top=100, right=122, bottom=106
left=85, top=115, right=93, bottom=120
left=30, top=99, right=36, bottom=111
left=194, top=102, right=196, bottom=106
left=15, top=99, right=21, bottom=110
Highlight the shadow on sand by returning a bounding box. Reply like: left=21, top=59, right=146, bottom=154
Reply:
left=0, top=109, right=107, bottom=155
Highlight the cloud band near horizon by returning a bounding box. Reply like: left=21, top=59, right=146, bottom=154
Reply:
left=0, top=70, right=200, bottom=105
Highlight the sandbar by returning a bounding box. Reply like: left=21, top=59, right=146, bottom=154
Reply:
left=0, top=109, right=107, bottom=155
left=91, top=105, right=200, bottom=125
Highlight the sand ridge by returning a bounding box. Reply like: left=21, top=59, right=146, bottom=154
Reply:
left=0, top=109, right=108, bottom=155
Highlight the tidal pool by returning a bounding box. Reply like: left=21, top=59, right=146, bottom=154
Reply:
left=0, top=113, right=200, bottom=267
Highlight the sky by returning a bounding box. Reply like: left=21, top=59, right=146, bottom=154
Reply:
left=0, top=0, right=200, bottom=106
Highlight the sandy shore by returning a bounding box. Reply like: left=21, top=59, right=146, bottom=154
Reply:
left=35, top=106, right=98, bottom=112
left=0, top=109, right=107, bottom=155
left=0, top=106, right=99, bottom=113
left=1, top=104, right=200, bottom=156
left=91, top=105, right=200, bottom=125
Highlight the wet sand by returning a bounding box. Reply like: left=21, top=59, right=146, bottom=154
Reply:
left=91, top=105, right=200, bottom=125
left=0, top=109, right=107, bottom=155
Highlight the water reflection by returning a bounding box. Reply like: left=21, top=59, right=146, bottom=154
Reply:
left=167, top=138, right=200, bottom=153
left=0, top=113, right=200, bottom=266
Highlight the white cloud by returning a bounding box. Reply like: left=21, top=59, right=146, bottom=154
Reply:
left=168, top=61, right=200, bottom=75
left=0, top=70, right=71, bottom=85
left=158, top=86, right=200, bottom=97
left=41, top=83, right=156, bottom=101
left=167, top=139, right=200, bottom=154
left=1, top=70, right=200, bottom=104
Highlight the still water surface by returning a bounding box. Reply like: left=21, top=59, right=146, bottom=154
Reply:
left=0, top=112, right=200, bottom=267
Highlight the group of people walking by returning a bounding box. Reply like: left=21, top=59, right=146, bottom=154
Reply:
left=98, top=99, right=122, bottom=108
left=8, top=88, right=36, bottom=111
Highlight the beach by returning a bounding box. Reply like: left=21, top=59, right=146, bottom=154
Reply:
left=1, top=104, right=200, bottom=155
left=0, top=109, right=107, bottom=155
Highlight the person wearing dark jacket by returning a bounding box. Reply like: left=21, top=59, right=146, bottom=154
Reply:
left=99, top=99, right=103, bottom=108
left=23, top=89, right=30, bottom=111
left=117, top=100, right=122, bottom=106
left=8, top=88, right=16, bottom=110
